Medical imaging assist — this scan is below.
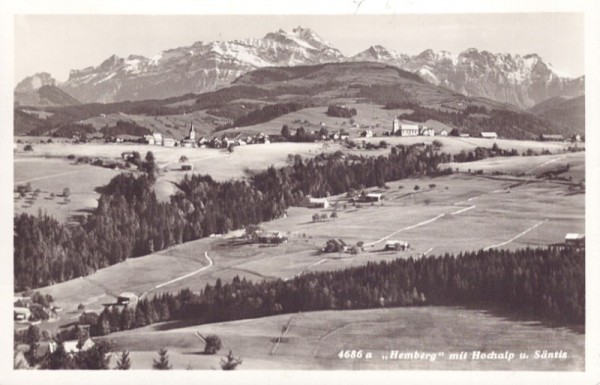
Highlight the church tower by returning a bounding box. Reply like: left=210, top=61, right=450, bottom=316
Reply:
left=188, top=122, right=196, bottom=141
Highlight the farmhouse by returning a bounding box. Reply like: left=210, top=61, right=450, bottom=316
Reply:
left=480, top=132, right=498, bottom=139
left=152, top=132, right=163, bottom=145
left=308, top=197, right=330, bottom=209
left=361, top=129, right=374, bottom=138
left=420, top=126, right=435, bottom=136
left=364, top=192, right=383, bottom=202
left=163, top=137, right=176, bottom=147
left=565, top=233, right=585, bottom=247
left=144, top=135, right=155, bottom=145
left=384, top=240, right=409, bottom=251
left=117, top=292, right=139, bottom=307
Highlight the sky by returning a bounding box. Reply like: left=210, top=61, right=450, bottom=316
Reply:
left=14, top=13, right=584, bottom=84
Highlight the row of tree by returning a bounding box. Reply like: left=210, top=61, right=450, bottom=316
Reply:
left=86, top=246, right=583, bottom=338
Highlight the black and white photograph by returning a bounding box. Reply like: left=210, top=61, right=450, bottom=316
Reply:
left=2, top=0, right=599, bottom=383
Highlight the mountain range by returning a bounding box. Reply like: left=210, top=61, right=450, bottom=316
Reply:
left=15, top=26, right=584, bottom=109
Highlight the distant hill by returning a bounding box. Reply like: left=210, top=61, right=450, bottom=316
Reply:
left=14, top=73, right=80, bottom=107
left=529, top=95, right=585, bottom=134
left=14, top=62, right=576, bottom=140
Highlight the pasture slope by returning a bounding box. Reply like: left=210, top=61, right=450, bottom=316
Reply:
left=101, top=307, right=583, bottom=370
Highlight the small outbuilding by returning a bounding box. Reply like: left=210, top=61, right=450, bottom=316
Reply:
left=565, top=233, right=585, bottom=247
left=308, top=197, right=330, bottom=209
left=480, top=132, right=498, bottom=139
left=117, top=292, right=139, bottom=307
left=384, top=240, right=409, bottom=251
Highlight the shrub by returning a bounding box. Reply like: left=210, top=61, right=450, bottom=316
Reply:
left=203, top=334, right=222, bottom=355
left=220, top=350, right=242, bottom=370
left=24, top=144, right=33, bottom=152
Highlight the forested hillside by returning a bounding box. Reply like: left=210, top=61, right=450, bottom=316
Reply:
left=14, top=144, right=450, bottom=290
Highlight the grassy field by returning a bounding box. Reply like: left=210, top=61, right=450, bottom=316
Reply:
left=444, top=151, right=585, bottom=182
left=13, top=158, right=123, bottom=223
left=100, top=306, right=584, bottom=370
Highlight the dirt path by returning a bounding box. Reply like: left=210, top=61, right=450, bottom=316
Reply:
left=16, top=170, right=79, bottom=184
left=139, top=252, right=213, bottom=299
left=526, top=155, right=567, bottom=174
left=483, top=219, right=548, bottom=251
left=270, top=313, right=296, bottom=355
left=364, top=213, right=446, bottom=248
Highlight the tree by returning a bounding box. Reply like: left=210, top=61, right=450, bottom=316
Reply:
left=203, top=334, right=222, bottom=355
left=414, top=185, right=420, bottom=191
left=281, top=124, right=291, bottom=139
left=179, top=155, right=188, bottom=163
left=450, top=128, right=460, bottom=137
left=75, top=340, right=111, bottom=369
left=78, top=303, right=85, bottom=312
left=432, top=139, right=443, bottom=148
left=152, top=348, right=172, bottom=370
left=116, top=350, right=131, bottom=370
left=312, top=213, right=320, bottom=222
left=62, top=187, right=71, bottom=198
left=220, top=350, right=243, bottom=370
left=330, top=211, right=338, bottom=219
left=24, top=144, right=34, bottom=151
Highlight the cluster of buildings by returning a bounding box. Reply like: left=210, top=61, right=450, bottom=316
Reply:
left=143, top=123, right=274, bottom=149
left=390, top=119, right=447, bottom=137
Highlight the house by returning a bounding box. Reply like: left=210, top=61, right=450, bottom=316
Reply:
left=364, top=192, right=383, bottom=202
left=361, top=129, right=373, bottom=138
left=308, top=197, right=330, bottom=209
left=210, top=138, right=222, bottom=148
left=181, top=164, right=193, bottom=171
left=197, top=137, right=208, bottom=146
left=143, top=135, right=155, bottom=145
left=480, top=132, right=498, bottom=139
left=384, top=240, right=409, bottom=251
left=163, top=137, right=176, bottom=147
left=565, top=233, right=585, bottom=247
left=152, top=132, right=163, bottom=145
left=14, top=307, right=31, bottom=322
left=117, top=292, right=139, bottom=307
left=540, top=134, right=565, bottom=142
left=63, top=337, right=95, bottom=354
left=420, top=126, right=435, bottom=136
left=573, top=134, right=582, bottom=142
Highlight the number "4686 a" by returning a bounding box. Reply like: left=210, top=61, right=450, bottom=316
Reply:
left=338, top=350, right=364, bottom=359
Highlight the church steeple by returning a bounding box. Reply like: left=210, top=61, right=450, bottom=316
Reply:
left=189, top=121, right=196, bottom=141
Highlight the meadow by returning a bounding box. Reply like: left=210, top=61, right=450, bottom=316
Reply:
left=101, top=306, right=584, bottom=370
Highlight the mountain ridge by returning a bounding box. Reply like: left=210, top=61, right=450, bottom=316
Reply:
left=16, top=26, right=584, bottom=108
